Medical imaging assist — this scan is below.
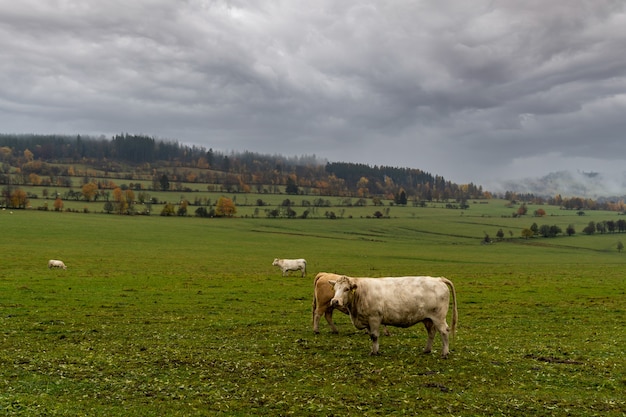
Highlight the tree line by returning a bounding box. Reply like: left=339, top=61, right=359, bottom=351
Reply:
left=486, top=218, right=626, bottom=244
left=3, top=134, right=625, bottom=212
left=1, top=134, right=488, bottom=205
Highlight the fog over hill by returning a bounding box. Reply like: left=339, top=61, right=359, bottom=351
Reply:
left=497, top=171, right=626, bottom=200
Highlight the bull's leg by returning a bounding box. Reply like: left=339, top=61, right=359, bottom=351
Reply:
left=313, top=310, right=321, bottom=333
left=368, top=321, right=382, bottom=355
left=422, top=319, right=437, bottom=354
left=439, top=322, right=450, bottom=358
left=433, top=318, right=451, bottom=358
left=324, top=310, right=339, bottom=334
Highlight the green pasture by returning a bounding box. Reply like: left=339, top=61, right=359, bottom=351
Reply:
left=0, top=208, right=624, bottom=416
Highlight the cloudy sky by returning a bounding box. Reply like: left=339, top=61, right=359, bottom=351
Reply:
left=1, top=0, right=625, bottom=191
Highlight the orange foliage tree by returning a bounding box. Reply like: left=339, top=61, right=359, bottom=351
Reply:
left=82, top=182, right=98, bottom=201
left=215, top=196, right=236, bottom=217
left=10, top=189, right=29, bottom=208
left=29, top=173, right=41, bottom=185
left=53, top=197, right=64, bottom=211
left=112, top=187, right=129, bottom=214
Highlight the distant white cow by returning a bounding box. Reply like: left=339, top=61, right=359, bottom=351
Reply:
left=272, top=258, right=306, bottom=277
left=330, top=275, right=457, bottom=357
left=48, top=259, right=67, bottom=270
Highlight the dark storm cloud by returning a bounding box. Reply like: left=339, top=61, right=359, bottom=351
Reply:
left=1, top=0, right=625, bottom=190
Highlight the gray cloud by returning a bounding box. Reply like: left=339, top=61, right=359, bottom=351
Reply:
left=1, top=0, right=625, bottom=191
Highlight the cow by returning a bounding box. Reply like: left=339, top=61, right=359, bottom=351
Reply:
left=313, top=272, right=390, bottom=335
left=48, top=259, right=67, bottom=270
left=313, top=272, right=348, bottom=333
left=330, top=275, right=457, bottom=357
left=272, top=258, right=306, bottom=277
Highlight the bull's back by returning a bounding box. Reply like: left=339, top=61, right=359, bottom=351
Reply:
left=358, top=277, right=450, bottom=326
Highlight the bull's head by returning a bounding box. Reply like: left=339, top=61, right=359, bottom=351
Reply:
left=329, top=275, right=356, bottom=308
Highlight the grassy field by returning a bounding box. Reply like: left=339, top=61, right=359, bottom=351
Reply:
left=0, top=206, right=624, bottom=416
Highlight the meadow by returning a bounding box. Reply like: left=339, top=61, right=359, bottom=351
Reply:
left=0, top=203, right=624, bottom=416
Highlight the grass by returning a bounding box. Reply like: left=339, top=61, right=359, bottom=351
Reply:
left=0, top=208, right=624, bottom=416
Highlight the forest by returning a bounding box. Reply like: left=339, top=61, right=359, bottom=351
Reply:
left=1, top=133, right=486, bottom=202
left=1, top=133, right=625, bottom=213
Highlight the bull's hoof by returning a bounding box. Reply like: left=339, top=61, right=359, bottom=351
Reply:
left=369, top=351, right=380, bottom=356
left=423, top=349, right=432, bottom=354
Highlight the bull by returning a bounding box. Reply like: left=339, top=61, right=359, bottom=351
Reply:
left=272, top=258, right=306, bottom=277
left=330, top=275, right=457, bottom=357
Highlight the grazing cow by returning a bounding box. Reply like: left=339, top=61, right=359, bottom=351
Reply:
left=313, top=272, right=390, bottom=335
left=313, top=272, right=348, bottom=333
left=48, top=259, right=67, bottom=270
left=272, top=258, right=306, bottom=277
left=330, top=275, right=457, bottom=357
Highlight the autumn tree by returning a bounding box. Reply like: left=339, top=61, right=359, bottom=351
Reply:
left=215, top=196, right=236, bottom=217
left=10, top=189, right=28, bottom=208
left=29, top=173, right=41, bottom=185
left=356, top=176, right=370, bottom=197
left=82, top=182, right=98, bottom=201
left=125, top=189, right=135, bottom=205
left=177, top=199, right=188, bottom=216
left=160, top=203, right=175, bottom=216
left=521, top=228, right=534, bottom=239
left=112, top=187, right=129, bottom=214
left=112, top=187, right=123, bottom=203
left=23, top=149, right=34, bottom=162
left=53, top=197, right=64, bottom=211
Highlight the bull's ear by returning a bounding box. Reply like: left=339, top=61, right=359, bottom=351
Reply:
left=351, top=283, right=358, bottom=290
left=328, top=280, right=336, bottom=287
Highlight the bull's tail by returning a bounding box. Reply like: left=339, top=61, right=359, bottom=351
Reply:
left=312, top=272, right=323, bottom=324
left=441, top=277, right=458, bottom=337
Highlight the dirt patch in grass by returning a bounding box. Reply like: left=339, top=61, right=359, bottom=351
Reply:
left=525, top=354, right=584, bottom=365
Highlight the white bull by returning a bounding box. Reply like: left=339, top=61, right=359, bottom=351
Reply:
left=272, top=258, right=306, bottom=277
left=330, top=275, right=457, bottom=357
left=48, top=259, right=67, bottom=270
left=313, top=272, right=389, bottom=336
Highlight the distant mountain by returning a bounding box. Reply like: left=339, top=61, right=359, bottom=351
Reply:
left=499, top=171, right=626, bottom=199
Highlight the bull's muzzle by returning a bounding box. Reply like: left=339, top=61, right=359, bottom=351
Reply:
left=330, top=298, right=339, bottom=308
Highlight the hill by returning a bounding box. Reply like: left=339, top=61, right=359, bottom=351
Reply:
left=0, top=133, right=486, bottom=203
